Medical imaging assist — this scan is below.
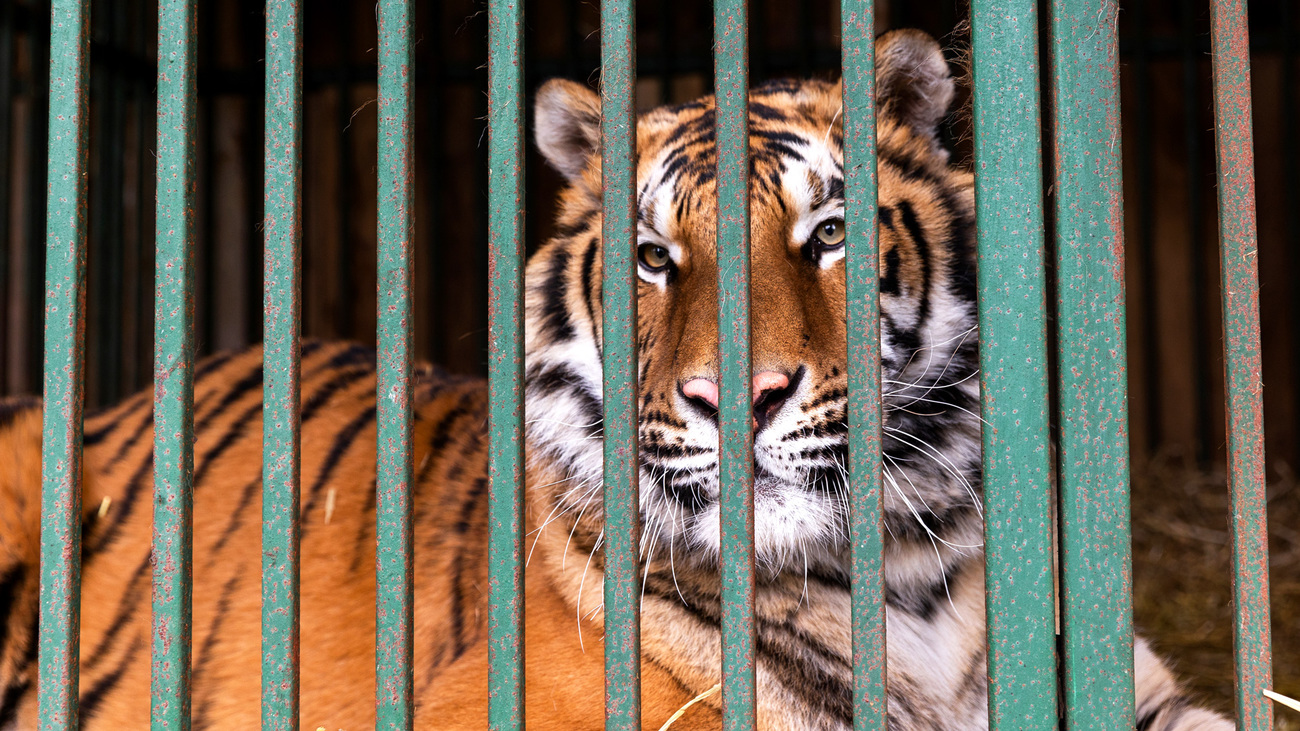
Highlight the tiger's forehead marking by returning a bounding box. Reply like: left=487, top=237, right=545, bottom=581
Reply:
left=633, top=82, right=846, bottom=251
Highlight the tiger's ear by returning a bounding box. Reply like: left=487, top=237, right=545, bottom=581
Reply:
left=876, top=29, right=954, bottom=139
left=535, top=79, right=602, bottom=181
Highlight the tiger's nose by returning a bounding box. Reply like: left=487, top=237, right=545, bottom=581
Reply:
left=680, top=370, right=794, bottom=431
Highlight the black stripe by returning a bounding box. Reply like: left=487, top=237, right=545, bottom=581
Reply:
left=83, top=554, right=150, bottom=670
left=100, top=411, right=153, bottom=472
left=300, top=365, right=373, bottom=423
left=552, top=216, right=592, bottom=240
left=348, top=479, right=379, bottom=574
left=884, top=563, right=957, bottom=621
left=85, top=454, right=153, bottom=555
left=207, top=478, right=261, bottom=560
left=312, top=342, right=375, bottom=373
left=194, top=349, right=239, bottom=381
left=538, top=247, right=576, bottom=341
left=750, top=102, right=787, bottom=121
left=896, top=200, right=933, bottom=330
left=580, top=236, right=600, bottom=352
left=0, top=680, right=29, bottom=729
left=415, top=408, right=471, bottom=487
left=0, top=565, right=24, bottom=667
left=449, top=477, right=489, bottom=661
left=299, top=406, right=377, bottom=535
left=192, top=400, right=264, bottom=486
left=0, top=398, right=39, bottom=432
left=524, top=365, right=603, bottom=436
left=84, top=393, right=148, bottom=445
left=193, top=363, right=264, bottom=434
left=880, top=148, right=943, bottom=186
left=190, top=575, right=241, bottom=731
left=755, top=625, right=852, bottom=724
left=78, top=635, right=144, bottom=722
left=296, top=339, right=327, bottom=365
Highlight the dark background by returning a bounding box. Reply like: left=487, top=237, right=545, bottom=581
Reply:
left=0, top=0, right=1295, bottom=712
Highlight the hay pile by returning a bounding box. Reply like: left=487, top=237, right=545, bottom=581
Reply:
left=1131, top=457, right=1299, bottom=723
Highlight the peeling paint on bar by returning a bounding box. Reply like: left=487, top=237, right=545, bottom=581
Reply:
left=1048, top=1, right=1137, bottom=728
left=261, top=0, right=303, bottom=728
left=37, top=0, right=90, bottom=728
left=713, top=0, right=755, bottom=727
left=151, top=0, right=198, bottom=727
left=486, top=0, right=526, bottom=727
left=599, top=0, right=640, bottom=728
left=969, top=1, right=1060, bottom=728
left=1208, top=2, right=1274, bottom=729
left=375, top=0, right=416, bottom=727
left=840, top=2, right=887, bottom=728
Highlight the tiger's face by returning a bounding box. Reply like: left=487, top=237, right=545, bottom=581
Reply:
left=524, top=30, right=982, bottom=578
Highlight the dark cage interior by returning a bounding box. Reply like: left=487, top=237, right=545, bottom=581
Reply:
left=0, top=0, right=1296, bottom=711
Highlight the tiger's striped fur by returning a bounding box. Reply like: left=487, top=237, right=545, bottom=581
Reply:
left=0, top=29, right=1229, bottom=730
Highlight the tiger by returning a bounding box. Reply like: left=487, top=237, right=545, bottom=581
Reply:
left=0, top=28, right=1231, bottom=731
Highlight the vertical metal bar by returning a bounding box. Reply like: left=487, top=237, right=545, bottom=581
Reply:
left=969, top=0, right=1059, bottom=728
left=376, top=0, right=415, bottom=727
left=37, top=0, right=89, bottom=728
left=486, top=0, right=526, bottom=727
left=1048, top=1, right=1136, bottom=728
left=261, top=0, right=303, bottom=728
left=1208, top=2, right=1274, bottom=728
left=151, top=0, right=198, bottom=727
left=714, top=1, right=754, bottom=726
left=600, top=0, right=640, bottom=728
left=841, top=2, right=886, bottom=728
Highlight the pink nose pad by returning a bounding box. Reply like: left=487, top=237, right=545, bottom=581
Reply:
left=681, top=372, right=791, bottom=413
left=751, top=371, right=790, bottom=404
left=681, top=378, right=720, bottom=410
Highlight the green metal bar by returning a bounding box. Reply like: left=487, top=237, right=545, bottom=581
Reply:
left=713, top=0, right=754, bottom=726
left=37, top=1, right=90, bottom=727
left=969, top=1, right=1059, bottom=728
left=599, top=0, right=640, bottom=727
left=151, top=0, right=198, bottom=727
left=840, top=3, right=886, bottom=728
left=1208, top=2, right=1274, bottom=729
left=1047, top=2, right=1135, bottom=729
left=376, top=0, right=415, bottom=726
left=486, top=0, right=526, bottom=727
left=261, top=1, right=303, bottom=728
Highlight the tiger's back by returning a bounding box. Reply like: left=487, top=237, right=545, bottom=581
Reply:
left=1, top=342, right=498, bottom=728
left=2, top=341, right=708, bottom=729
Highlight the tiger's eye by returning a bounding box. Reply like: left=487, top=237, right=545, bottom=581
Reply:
left=638, top=243, right=672, bottom=271
left=814, top=219, right=845, bottom=248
